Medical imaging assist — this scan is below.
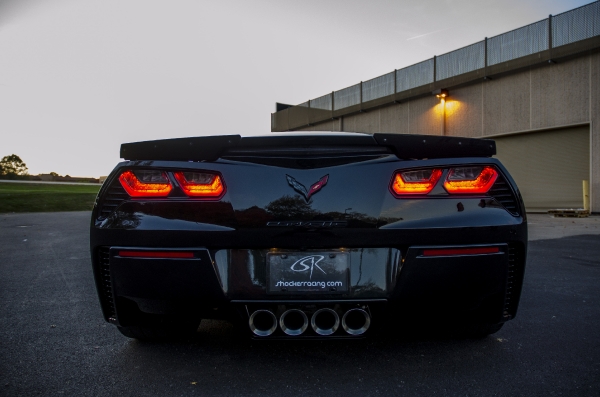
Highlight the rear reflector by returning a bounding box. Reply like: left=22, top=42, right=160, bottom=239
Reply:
left=422, top=247, right=500, bottom=257
left=391, top=168, right=443, bottom=195
left=174, top=171, right=225, bottom=198
left=443, top=166, right=498, bottom=194
left=119, top=170, right=172, bottom=197
left=118, top=250, right=194, bottom=259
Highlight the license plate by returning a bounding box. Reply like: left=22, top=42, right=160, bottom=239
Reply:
left=267, top=251, right=349, bottom=294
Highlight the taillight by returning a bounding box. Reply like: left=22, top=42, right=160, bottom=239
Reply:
left=443, top=166, right=498, bottom=194
left=174, top=171, right=225, bottom=198
left=119, top=170, right=172, bottom=197
left=391, top=168, right=443, bottom=195
left=422, top=246, right=500, bottom=257
left=118, top=250, right=194, bottom=259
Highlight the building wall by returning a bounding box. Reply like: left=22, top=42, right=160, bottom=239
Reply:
left=294, top=54, right=600, bottom=212
left=592, top=52, right=600, bottom=215
left=494, top=126, right=590, bottom=211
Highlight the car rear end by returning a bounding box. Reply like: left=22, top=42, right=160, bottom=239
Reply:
left=90, top=132, right=527, bottom=340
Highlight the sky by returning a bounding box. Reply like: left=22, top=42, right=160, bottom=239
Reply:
left=0, top=0, right=593, bottom=177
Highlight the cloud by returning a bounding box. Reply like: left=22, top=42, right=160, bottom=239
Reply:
left=0, top=0, right=67, bottom=25
left=406, top=28, right=450, bottom=41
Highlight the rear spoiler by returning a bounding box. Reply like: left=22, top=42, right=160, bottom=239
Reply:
left=120, top=133, right=496, bottom=161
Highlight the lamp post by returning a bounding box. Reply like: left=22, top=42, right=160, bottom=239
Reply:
left=434, top=89, right=449, bottom=136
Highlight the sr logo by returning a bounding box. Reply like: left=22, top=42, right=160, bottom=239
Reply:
left=290, top=255, right=327, bottom=279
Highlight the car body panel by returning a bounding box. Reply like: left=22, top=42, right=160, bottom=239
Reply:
left=90, top=133, right=527, bottom=339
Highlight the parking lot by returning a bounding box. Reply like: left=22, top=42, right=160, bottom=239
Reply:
left=1, top=212, right=599, bottom=396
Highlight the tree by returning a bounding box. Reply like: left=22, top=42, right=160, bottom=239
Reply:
left=0, top=154, right=28, bottom=176
left=265, top=195, right=316, bottom=219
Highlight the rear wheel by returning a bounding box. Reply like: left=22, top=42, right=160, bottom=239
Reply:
left=117, top=317, right=201, bottom=342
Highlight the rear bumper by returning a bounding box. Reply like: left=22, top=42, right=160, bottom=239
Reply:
left=91, top=223, right=527, bottom=329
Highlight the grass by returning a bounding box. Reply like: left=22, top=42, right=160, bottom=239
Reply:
left=0, top=182, right=101, bottom=213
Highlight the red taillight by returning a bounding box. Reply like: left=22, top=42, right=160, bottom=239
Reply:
left=443, top=166, right=498, bottom=194
left=118, top=250, right=194, bottom=259
left=174, top=171, right=225, bottom=198
left=119, top=170, right=172, bottom=197
left=391, top=168, right=443, bottom=195
left=422, top=247, right=500, bottom=257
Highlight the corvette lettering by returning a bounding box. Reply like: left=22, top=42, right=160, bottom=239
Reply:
left=266, top=221, right=347, bottom=227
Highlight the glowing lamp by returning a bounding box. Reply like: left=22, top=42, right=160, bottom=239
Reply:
left=434, top=89, right=449, bottom=99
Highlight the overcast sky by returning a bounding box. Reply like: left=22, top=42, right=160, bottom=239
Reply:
left=0, top=0, right=592, bottom=177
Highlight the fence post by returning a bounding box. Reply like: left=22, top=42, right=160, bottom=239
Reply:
left=359, top=82, right=363, bottom=112
left=331, top=92, right=335, bottom=120
left=484, top=37, right=488, bottom=77
left=548, top=14, right=553, bottom=61
left=393, top=69, right=397, bottom=102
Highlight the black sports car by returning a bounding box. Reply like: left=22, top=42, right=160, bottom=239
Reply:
left=90, top=132, right=527, bottom=341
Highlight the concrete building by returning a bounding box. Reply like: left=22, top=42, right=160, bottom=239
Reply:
left=271, top=2, right=600, bottom=213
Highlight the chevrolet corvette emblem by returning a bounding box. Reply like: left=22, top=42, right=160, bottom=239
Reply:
left=286, top=174, right=329, bottom=202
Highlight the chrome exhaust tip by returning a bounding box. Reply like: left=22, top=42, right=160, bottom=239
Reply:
left=279, top=309, right=309, bottom=336
left=249, top=310, right=277, bottom=337
left=341, top=308, right=371, bottom=336
left=311, top=308, right=340, bottom=336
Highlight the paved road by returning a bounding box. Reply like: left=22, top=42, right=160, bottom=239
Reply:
left=1, top=212, right=599, bottom=396
left=527, top=213, right=600, bottom=241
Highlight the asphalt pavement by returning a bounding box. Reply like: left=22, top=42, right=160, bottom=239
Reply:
left=0, top=212, right=599, bottom=396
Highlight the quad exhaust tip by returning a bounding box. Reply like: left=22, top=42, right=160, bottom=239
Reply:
left=341, top=308, right=370, bottom=336
left=311, top=308, right=340, bottom=336
left=248, top=307, right=371, bottom=337
left=279, top=309, right=309, bottom=336
left=249, top=309, right=278, bottom=337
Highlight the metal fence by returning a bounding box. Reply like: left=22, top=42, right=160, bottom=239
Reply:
left=436, top=41, right=485, bottom=80
left=309, top=94, right=332, bottom=111
left=362, top=72, right=395, bottom=103
left=396, top=59, right=435, bottom=92
left=333, top=83, right=361, bottom=110
left=553, top=1, right=600, bottom=46
left=274, top=1, right=600, bottom=131
left=487, top=19, right=549, bottom=66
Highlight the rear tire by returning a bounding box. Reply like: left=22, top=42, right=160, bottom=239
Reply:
left=117, top=317, right=201, bottom=342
